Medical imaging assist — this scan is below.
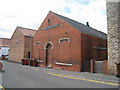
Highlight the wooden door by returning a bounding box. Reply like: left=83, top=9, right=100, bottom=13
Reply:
left=46, top=43, right=52, bottom=67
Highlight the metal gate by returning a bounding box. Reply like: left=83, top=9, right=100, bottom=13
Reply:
left=94, top=61, right=103, bottom=73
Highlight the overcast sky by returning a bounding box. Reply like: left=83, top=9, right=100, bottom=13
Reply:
left=0, top=0, right=107, bottom=38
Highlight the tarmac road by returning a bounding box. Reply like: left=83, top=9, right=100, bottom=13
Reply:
left=1, top=61, right=120, bottom=89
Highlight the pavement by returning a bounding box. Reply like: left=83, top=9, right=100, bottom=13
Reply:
left=1, top=61, right=120, bottom=89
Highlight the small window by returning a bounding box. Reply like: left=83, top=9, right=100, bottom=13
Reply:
left=60, top=39, right=69, bottom=42
left=34, top=41, right=41, bottom=45
left=59, top=38, right=70, bottom=43
left=48, top=19, right=50, bottom=25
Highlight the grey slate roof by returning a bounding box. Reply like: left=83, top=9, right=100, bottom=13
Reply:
left=52, top=11, right=107, bottom=40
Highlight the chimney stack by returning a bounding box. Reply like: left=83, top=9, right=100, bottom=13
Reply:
left=86, top=22, right=89, bottom=27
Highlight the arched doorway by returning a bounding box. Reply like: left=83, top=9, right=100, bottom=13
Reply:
left=45, top=42, right=53, bottom=67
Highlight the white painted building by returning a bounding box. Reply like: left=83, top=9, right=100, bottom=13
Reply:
left=0, top=38, right=10, bottom=60
left=0, top=47, right=9, bottom=57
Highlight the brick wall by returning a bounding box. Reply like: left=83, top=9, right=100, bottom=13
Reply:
left=81, top=33, right=107, bottom=60
left=24, top=36, right=33, bottom=59
left=9, top=29, right=25, bottom=63
left=33, top=12, right=82, bottom=72
left=81, top=33, right=107, bottom=72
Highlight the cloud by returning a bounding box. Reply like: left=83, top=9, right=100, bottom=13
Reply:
left=0, top=0, right=107, bottom=38
left=0, top=30, right=12, bottom=38
left=64, top=0, right=96, bottom=4
left=63, top=7, right=71, bottom=13
left=63, top=0, right=107, bottom=33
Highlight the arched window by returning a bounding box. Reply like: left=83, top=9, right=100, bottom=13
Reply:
left=59, top=38, right=70, bottom=43
left=34, top=41, right=41, bottom=45
left=44, top=41, right=53, bottom=49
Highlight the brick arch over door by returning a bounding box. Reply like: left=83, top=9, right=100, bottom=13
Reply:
left=44, top=41, right=53, bottom=67
left=44, top=41, right=54, bottom=49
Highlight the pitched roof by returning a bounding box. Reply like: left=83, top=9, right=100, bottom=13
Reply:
left=0, top=38, right=10, bottom=47
left=51, top=11, right=107, bottom=40
left=17, top=27, right=36, bottom=37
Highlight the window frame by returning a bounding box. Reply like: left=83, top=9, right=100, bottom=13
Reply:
left=58, top=38, right=70, bottom=43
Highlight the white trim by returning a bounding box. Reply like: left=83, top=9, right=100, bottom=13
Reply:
left=36, top=60, right=43, bottom=63
left=55, top=62, right=72, bottom=66
left=59, top=38, right=70, bottom=43
left=44, top=41, right=54, bottom=49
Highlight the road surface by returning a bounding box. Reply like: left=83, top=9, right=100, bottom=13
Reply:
left=1, top=61, right=120, bottom=89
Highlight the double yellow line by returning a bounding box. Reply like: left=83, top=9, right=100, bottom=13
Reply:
left=0, top=85, right=5, bottom=90
left=48, top=72, right=120, bottom=86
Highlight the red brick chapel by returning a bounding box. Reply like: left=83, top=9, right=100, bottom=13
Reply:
left=32, top=11, right=107, bottom=72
